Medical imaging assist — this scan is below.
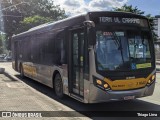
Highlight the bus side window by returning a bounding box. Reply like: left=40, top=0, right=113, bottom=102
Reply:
left=31, top=35, right=39, bottom=63
left=41, top=32, right=56, bottom=65
left=23, top=36, right=31, bottom=62
left=55, top=31, right=66, bottom=65
left=43, top=32, right=54, bottom=65
left=60, top=34, right=66, bottom=64
left=22, top=40, right=27, bottom=61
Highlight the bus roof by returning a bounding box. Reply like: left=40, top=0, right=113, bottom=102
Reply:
left=12, top=11, right=147, bottom=39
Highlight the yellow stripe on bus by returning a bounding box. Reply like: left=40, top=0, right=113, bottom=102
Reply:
left=23, top=64, right=37, bottom=76
left=104, top=74, right=152, bottom=91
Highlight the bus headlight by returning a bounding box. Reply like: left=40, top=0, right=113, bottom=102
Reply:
left=147, top=80, right=151, bottom=84
left=95, top=78, right=111, bottom=91
left=104, top=84, right=109, bottom=89
left=96, top=79, right=102, bottom=85
left=152, top=75, right=155, bottom=80
left=147, top=74, right=155, bottom=86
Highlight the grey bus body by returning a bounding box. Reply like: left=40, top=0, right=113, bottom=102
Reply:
left=12, top=11, right=156, bottom=103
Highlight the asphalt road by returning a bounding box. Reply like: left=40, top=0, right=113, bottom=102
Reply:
left=0, top=62, right=160, bottom=120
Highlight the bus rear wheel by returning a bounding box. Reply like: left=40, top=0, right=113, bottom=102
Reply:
left=20, top=64, right=25, bottom=78
left=54, top=74, right=64, bottom=98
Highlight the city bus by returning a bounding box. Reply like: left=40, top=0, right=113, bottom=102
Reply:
left=12, top=11, right=156, bottom=103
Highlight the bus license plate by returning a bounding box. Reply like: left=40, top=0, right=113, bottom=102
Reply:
left=124, top=96, right=135, bottom=100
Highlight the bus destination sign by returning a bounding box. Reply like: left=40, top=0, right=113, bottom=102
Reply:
left=99, top=17, right=148, bottom=27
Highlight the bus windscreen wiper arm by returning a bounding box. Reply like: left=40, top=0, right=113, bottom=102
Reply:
left=113, top=32, right=124, bottom=64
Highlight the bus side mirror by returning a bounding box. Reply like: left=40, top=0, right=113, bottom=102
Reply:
left=88, top=28, right=96, bottom=45
left=83, top=21, right=96, bottom=45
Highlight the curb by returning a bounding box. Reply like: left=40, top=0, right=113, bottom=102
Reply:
left=3, top=71, right=19, bottom=81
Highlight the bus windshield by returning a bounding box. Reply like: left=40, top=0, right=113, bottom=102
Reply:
left=95, top=28, right=152, bottom=71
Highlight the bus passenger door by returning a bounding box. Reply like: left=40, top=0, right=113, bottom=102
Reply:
left=69, top=28, right=85, bottom=97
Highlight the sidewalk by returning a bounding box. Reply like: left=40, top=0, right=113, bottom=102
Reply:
left=0, top=73, right=72, bottom=111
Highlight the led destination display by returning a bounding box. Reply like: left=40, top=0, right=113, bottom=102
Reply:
left=98, top=17, right=148, bottom=27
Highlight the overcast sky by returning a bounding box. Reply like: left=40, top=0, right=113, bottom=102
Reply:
left=52, top=0, right=160, bottom=16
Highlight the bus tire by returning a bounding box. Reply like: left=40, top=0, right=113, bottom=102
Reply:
left=20, top=64, right=25, bottom=78
left=54, top=74, right=64, bottom=98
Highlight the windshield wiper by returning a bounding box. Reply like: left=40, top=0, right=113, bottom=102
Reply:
left=113, top=32, right=121, bottom=49
left=113, top=32, right=125, bottom=64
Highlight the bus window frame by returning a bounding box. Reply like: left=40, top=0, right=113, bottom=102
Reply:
left=94, top=25, right=155, bottom=78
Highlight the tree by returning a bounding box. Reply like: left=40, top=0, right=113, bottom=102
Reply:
left=113, top=4, right=158, bottom=41
left=113, top=4, right=144, bottom=15
left=0, top=37, right=3, bottom=54
left=1, top=0, right=67, bottom=50
left=0, top=33, right=6, bottom=54
left=146, top=14, right=158, bottom=41
left=17, top=15, right=53, bottom=33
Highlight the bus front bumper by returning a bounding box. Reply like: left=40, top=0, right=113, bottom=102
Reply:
left=88, top=82, right=155, bottom=103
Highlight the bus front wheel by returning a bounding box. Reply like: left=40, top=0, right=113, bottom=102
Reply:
left=54, top=74, right=64, bottom=98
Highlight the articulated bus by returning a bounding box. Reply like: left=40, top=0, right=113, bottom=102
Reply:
left=12, top=11, right=156, bottom=103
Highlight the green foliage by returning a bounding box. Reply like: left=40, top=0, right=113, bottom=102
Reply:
left=17, top=15, right=53, bottom=33
left=146, top=14, right=158, bottom=41
left=0, top=34, right=6, bottom=54
left=113, top=4, right=144, bottom=15
left=0, top=38, right=3, bottom=54
left=1, top=0, right=67, bottom=50
left=113, top=4, right=158, bottom=41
